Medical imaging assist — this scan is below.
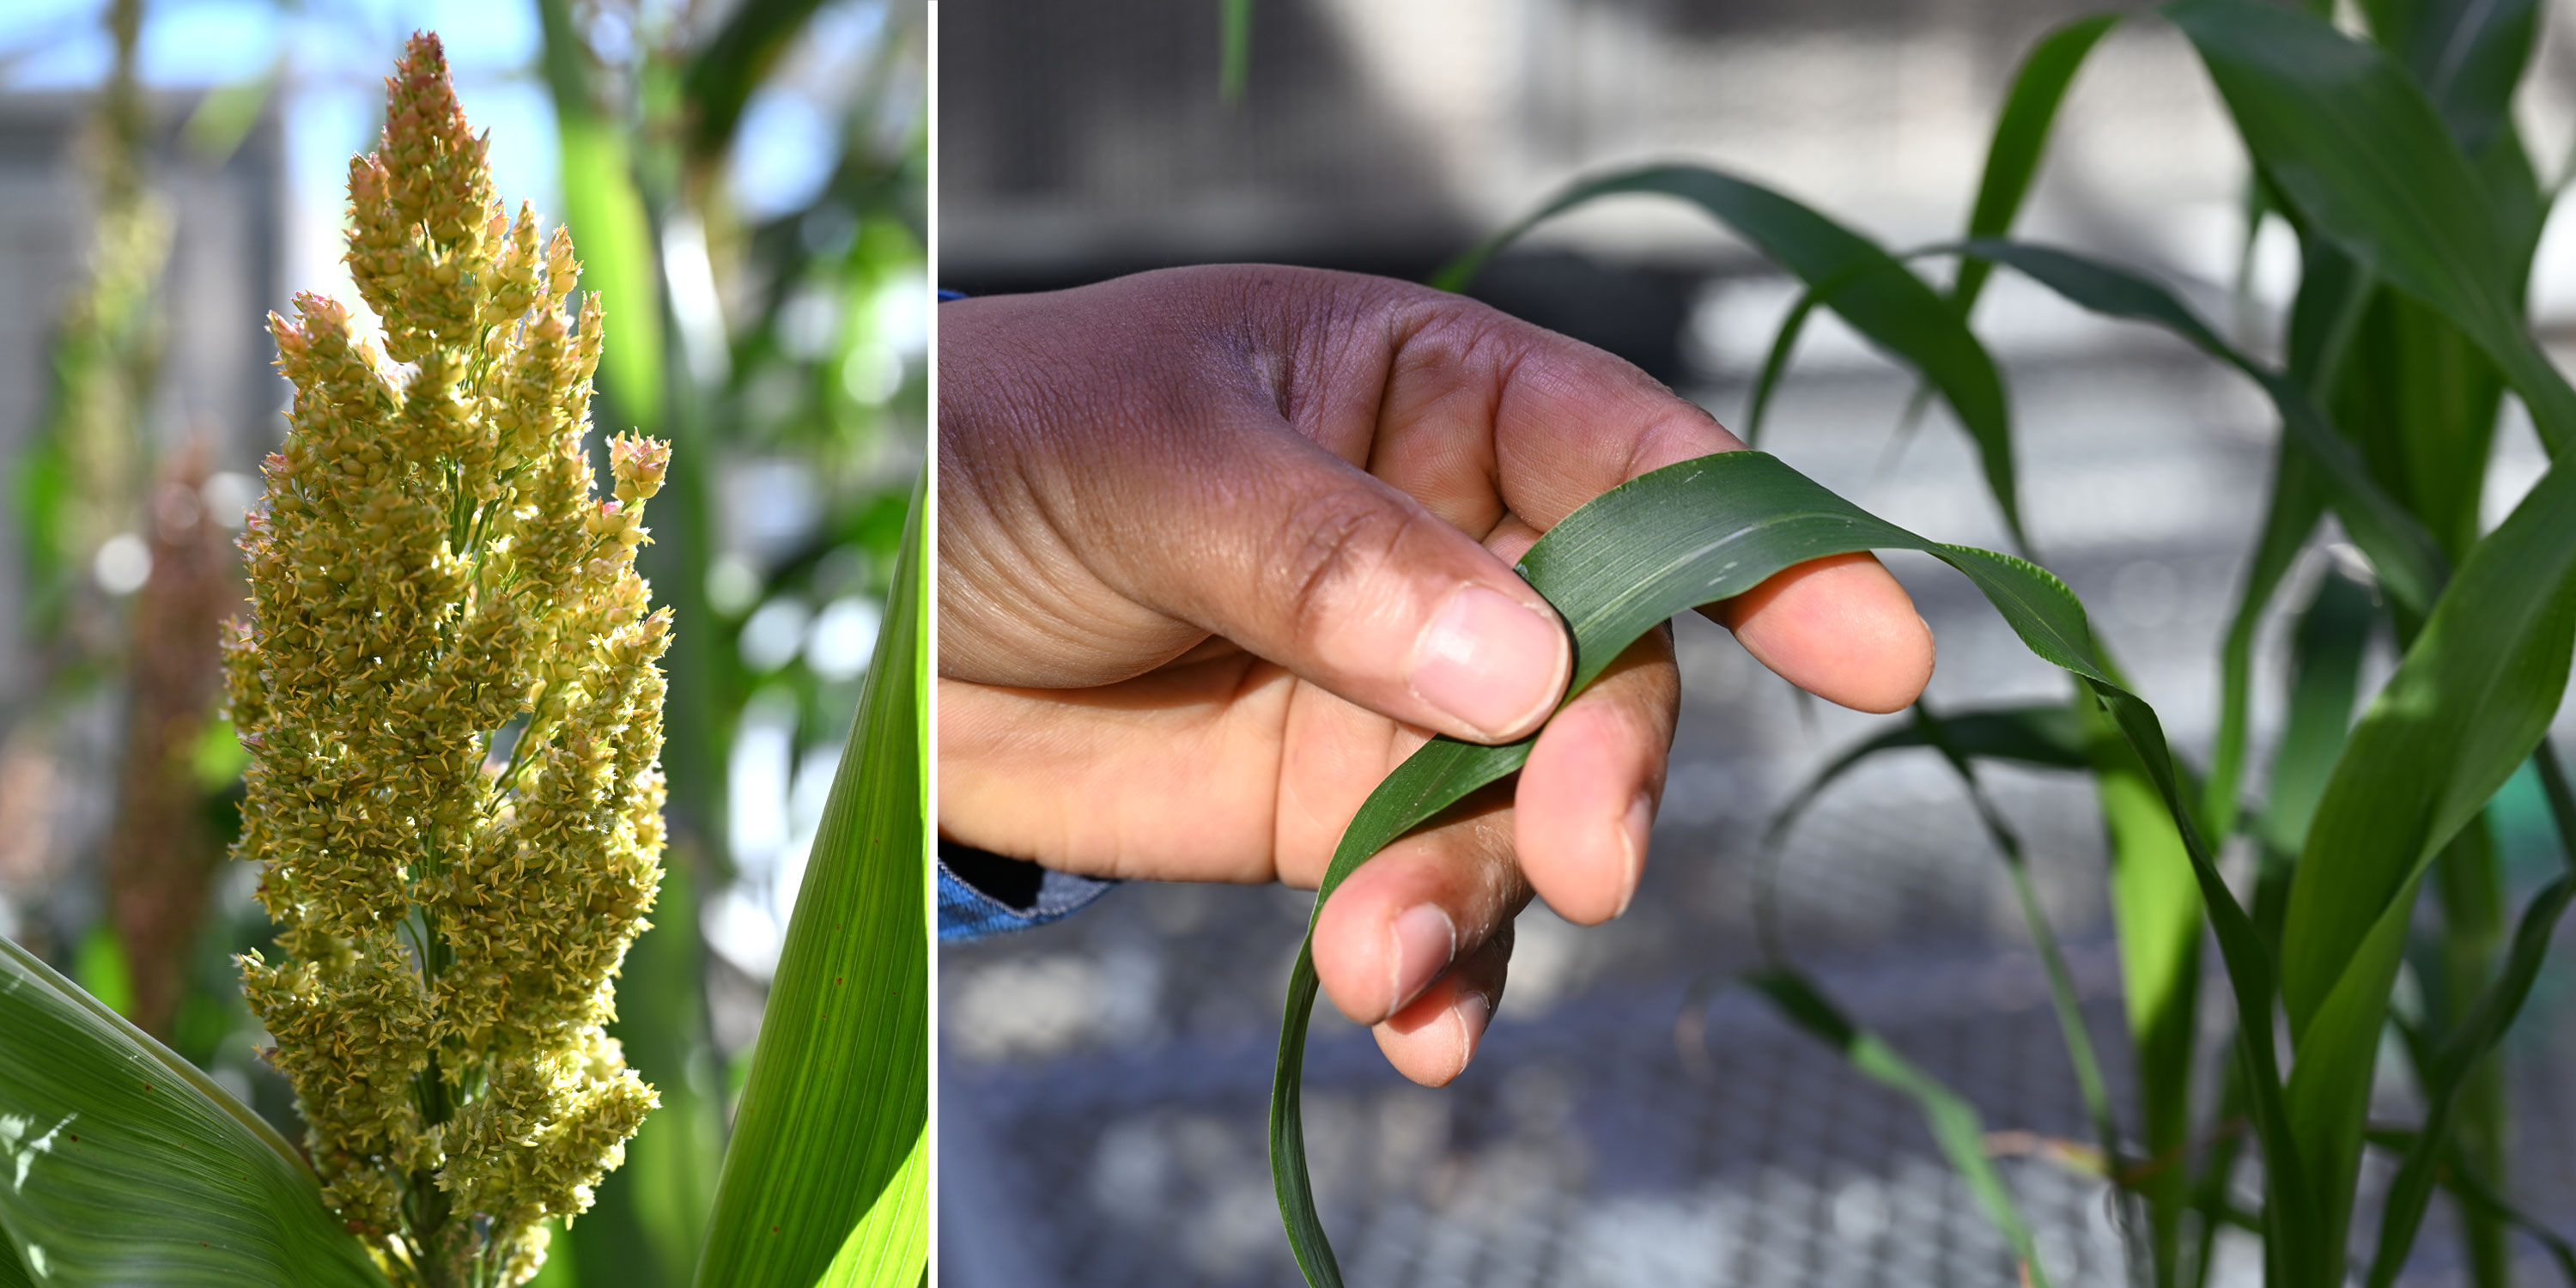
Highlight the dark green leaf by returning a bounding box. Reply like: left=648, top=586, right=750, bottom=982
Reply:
left=0, top=936, right=386, bottom=1286
left=1952, top=14, right=2122, bottom=313
left=1958, top=238, right=2445, bottom=619
left=1763, top=701, right=2087, bottom=850
left=679, top=0, right=830, bottom=161
left=2167, top=0, right=2576, bottom=454
left=1435, top=166, right=2030, bottom=548
left=2359, top=0, right=2539, bottom=157
left=694, top=479, right=927, bottom=1288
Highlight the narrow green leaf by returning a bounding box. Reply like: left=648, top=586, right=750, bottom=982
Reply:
left=1764, top=702, right=2087, bottom=849
left=2089, top=702, right=2200, bottom=1284
left=2411, top=1128, right=2576, bottom=1285
left=2368, top=865, right=2575, bottom=1285
left=1746, top=969, right=2053, bottom=1285
left=1269, top=450, right=2300, bottom=1286
left=694, top=479, right=927, bottom=1288
left=1218, top=0, right=1254, bottom=104
left=1763, top=697, right=2123, bottom=1213
left=1435, top=166, right=2030, bottom=549
left=538, top=0, right=666, bottom=433
left=1959, top=238, right=2444, bottom=619
left=1952, top=14, right=2122, bottom=313
left=1905, top=704, right=2123, bottom=1193
left=0, top=936, right=386, bottom=1286
left=1739, top=281, right=1827, bottom=450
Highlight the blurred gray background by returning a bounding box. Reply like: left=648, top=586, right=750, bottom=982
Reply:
left=939, top=2, right=2576, bottom=1285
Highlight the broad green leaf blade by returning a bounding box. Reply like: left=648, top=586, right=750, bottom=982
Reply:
left=695, top=479, right=927, bottom=1288
left=2167, top=0, right=2576, bottom=454
left=1436, top=167, right=2030, bottom=548
left=1745, top=969, right=2052, bottom=1285
left=816, top=1130, right=928, bottom=1287
left=0, top=1237, right=32, bottom=1288
left=2359, top=0, right=2539, bottom=157
left=1269, top=450, right=2300, bottom=1287
left=2271, top=453, right=2576, bottom=1276
left=1952, top=13, right=2122, bottom=313
left=0, top=936, right=386, bottom=1287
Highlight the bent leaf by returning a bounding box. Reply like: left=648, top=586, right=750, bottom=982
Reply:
left=1269, top=449, right=2295, bottom=1287
left=0, top=936, right=386, bottom=1286
left=694, top=478, right=928, bottom=1288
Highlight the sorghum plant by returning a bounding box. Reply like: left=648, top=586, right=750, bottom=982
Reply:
left=227, top=33, right=671, bottom=1288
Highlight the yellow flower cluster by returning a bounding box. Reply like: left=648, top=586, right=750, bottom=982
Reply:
left=227, top=33, right=670, bottom=1287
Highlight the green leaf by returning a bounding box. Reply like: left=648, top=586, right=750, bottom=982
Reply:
left=2358, top=0, right=2539, bottom=157
left=678, top=0, right=829, bottom=161
left=694, top=477, right=927, bottom=1288
left=2164, top=10, right=2576, bottom=1273
left=2366, top=864, right=2575, bottom=1285
left=1763, top=702, right=2087, bottom=851
left=2259, top=570, right=2376, bottom=863
left=2088, top=696, right=2201, bottom=1281
left=1904, top=704, right=2122, bottom=1191
left=2167, top=0, right=2576, bottom=455
left=1434, top=167, right=2031, bottom=549
left=1268, top=450, right=2296, bottom=1286
left=0, top=936, right=386, bottom=1286
left=1764, top=697, right=2121, bottom=1215
left=1219, top=0, right=1254, bottom=103
left=1745, top=969, right=2054, bottom=1285
left=538, top=0, right=666, bottom=434
left=1952, top=13, right=2122, bottom=313
left=1957, top=238, right=2444, bottom=620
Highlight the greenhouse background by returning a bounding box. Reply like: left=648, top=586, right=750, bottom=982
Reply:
left=0, top=2, right=923, bottom=1285
left=937, top=1, right=2576, bottom=1285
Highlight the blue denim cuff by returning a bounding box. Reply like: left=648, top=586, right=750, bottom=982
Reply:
left=936, top=839, right=1116, bottom=942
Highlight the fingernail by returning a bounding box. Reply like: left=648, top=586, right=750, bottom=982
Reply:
left=1612, top=792, right=1653, bottom=919
left=1388, top=903, right=1456, bottom=1013
left=1411, top=586, right=1566, bottom=739
left=1452, top=991, right=1493, bottom=1072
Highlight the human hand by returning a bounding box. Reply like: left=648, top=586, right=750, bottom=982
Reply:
left=938, top=265, right=1933, bottom=1085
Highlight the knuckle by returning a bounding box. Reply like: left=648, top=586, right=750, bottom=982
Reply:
left=1268, top=487, right=1425, bottom=653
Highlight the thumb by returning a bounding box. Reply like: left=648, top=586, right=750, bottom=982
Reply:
left=1105, top=429, right=1572, bottom=744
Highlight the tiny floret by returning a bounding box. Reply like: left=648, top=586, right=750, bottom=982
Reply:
left=228, top=32, right=669, bottom=1288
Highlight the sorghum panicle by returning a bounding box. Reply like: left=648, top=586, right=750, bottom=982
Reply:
left=228, top=33, right=671, bottom=1287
